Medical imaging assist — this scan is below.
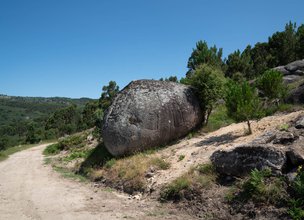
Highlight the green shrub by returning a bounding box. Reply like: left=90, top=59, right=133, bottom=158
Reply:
left=225, top=80, right=264, bottom=134
left=256, top=69, right=287, bottom=101
left=160, top=175, right=191, bottom=201
left=59, top=134, right=85, bottom=150
left=289, top=199, right=304, bottom=220
left=43, top=143, right=62, bottom=156
left=178, top=155, right=185, bottom=161
left=279, top=124, right=289, bottom=131
left=63, top=149, right=92, bottom=162
left=197, top=163, right=216, bottom=175
left=105, top=158, right=117, bottom=169
left=160, top=164, right=217, bottom=202
left=237, top=169, right=287, bottom=204
left=288, top=168, right=304, bottom=219
left=293, top=168, right=304, bottom=198
left=183, top=64, right=226, bottom=125
left=242, top=168, right=271, bottom=196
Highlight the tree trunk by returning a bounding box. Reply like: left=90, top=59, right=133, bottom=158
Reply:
left=205, top=108, right=212, bottom=126
left=247, top=120, right=252, bottom=135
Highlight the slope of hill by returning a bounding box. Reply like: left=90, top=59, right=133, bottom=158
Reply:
left=0, top=94, right=95, bottom=150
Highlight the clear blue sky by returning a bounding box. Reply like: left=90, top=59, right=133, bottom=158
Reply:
left=1, top=0, right=303, bottom=98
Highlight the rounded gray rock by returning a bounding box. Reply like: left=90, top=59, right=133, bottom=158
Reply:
left=210, top=144, right=287, bottom=177
left=102, top=80, right=203, bottom=156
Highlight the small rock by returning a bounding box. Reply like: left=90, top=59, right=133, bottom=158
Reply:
left=286, top=142, right=304, bottom=167
left=148, top=166, right=155, bottom=173
left=251, top=131, right=276, bottom=144
left=286, top=170, right=298, bottom=182
left=87, top=134, right=94, bottom=143
left=132, top=194, right=142, bottom=200
left=273, top=131, right=297, bottom=145
left=295, top=117, right=304, bottom=129
left=145, top=172, right=154, bottom=178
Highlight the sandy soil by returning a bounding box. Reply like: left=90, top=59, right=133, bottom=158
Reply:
left=153, top=110, right=304, bottom=188
left=0, top=144, right=190, bottom=220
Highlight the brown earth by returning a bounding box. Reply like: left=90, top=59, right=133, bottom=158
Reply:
left=0, top=144, right=191, bottom=220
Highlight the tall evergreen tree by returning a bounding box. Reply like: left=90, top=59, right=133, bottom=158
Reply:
left=187, top=41, right=224, bottom=76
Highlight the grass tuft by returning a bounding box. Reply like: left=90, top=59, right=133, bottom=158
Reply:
left=178, top=155, right=185, bottom=161
left=160, top=163, right=217, bottom=201
left=43, top=143, right=62, bottom=156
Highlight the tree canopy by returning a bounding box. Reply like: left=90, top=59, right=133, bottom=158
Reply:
left=225, top=81, right=263, bottom=134
left=187, top=40, right=224, bottom=76
left=182, top=64, right=226, bottom=125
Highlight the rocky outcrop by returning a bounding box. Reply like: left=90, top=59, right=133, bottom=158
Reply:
left=274, top=60, right=304, bottom=104
left=211, top=116, right=304, bottom=177
left=296, top=116, right=304, bottom=129
left=102, top=80, right=203, bottom=156
left=274, top=59, right=304, bottom=77
left=210, top=145, right=286, bottom=177
left=286, top=84, right=304, bottom=104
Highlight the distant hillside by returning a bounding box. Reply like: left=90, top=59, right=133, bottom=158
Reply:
left=0, top=94, right=93, bottom=124
left=0, top=94, right=96, bottom=150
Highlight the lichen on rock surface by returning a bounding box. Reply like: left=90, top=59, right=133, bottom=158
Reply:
left=102, top=80, right=203, bottom=156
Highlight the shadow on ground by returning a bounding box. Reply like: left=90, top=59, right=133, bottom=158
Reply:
left=79, top=142, right=113, bottom=173
left=196, top=132, right=244, bottom=147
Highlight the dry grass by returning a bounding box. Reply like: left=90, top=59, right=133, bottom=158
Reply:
left=88, top=153, right=170, bottom=193
left=160, top=163, right=217, bottom=201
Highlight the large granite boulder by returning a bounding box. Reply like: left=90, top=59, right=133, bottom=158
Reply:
left=102, top=80, right=203, bottom=156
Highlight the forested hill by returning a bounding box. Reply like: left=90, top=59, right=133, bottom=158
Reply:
left=0, top=94, right=93, bottom=123
left=0, top=94, right=96, bottom=150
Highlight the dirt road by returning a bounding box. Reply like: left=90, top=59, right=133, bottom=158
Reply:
left=0, top=144, right=188, bottom=220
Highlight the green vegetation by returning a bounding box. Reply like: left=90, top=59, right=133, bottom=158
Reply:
left=99, top=81, right=119, bottom=111
left=43, top=143, right=62, bottom=156
left=0, top=95, right=93, bottom=150
left=160, top=164, right=217, bottom=201
left=225, top=46, right=253, bottom=78
left=0, top=79, right=120, bottom=154
left=288, top=167, right=304, bottom=220
left=256, top=69, right=287, bottom=102
left=224, top=22, right=304, bottom=79
left=238, top=169, right=287, bottom=204
left=179, top=22, right=304, bottom=134
left=225, top=81, right=263, bottom=134
left=159, top=76, right=179, bottom=82
left=202, top=104, right=235, bottom=132
left=182, top=64, right=226, bottom=125
left=224, top=168, right=304, bottom=220
left=185, top=22, right=304, bottom=81
left=279, top=123, right=290, bottom=131
left=187, top=40, right=224, bottom=75
left=43, top=133, right=87, bottom=156
left=178, top=155, right=185, bottom=161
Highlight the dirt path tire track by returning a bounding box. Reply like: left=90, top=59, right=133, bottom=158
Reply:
left=0, top=144, right=189, bottom=220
